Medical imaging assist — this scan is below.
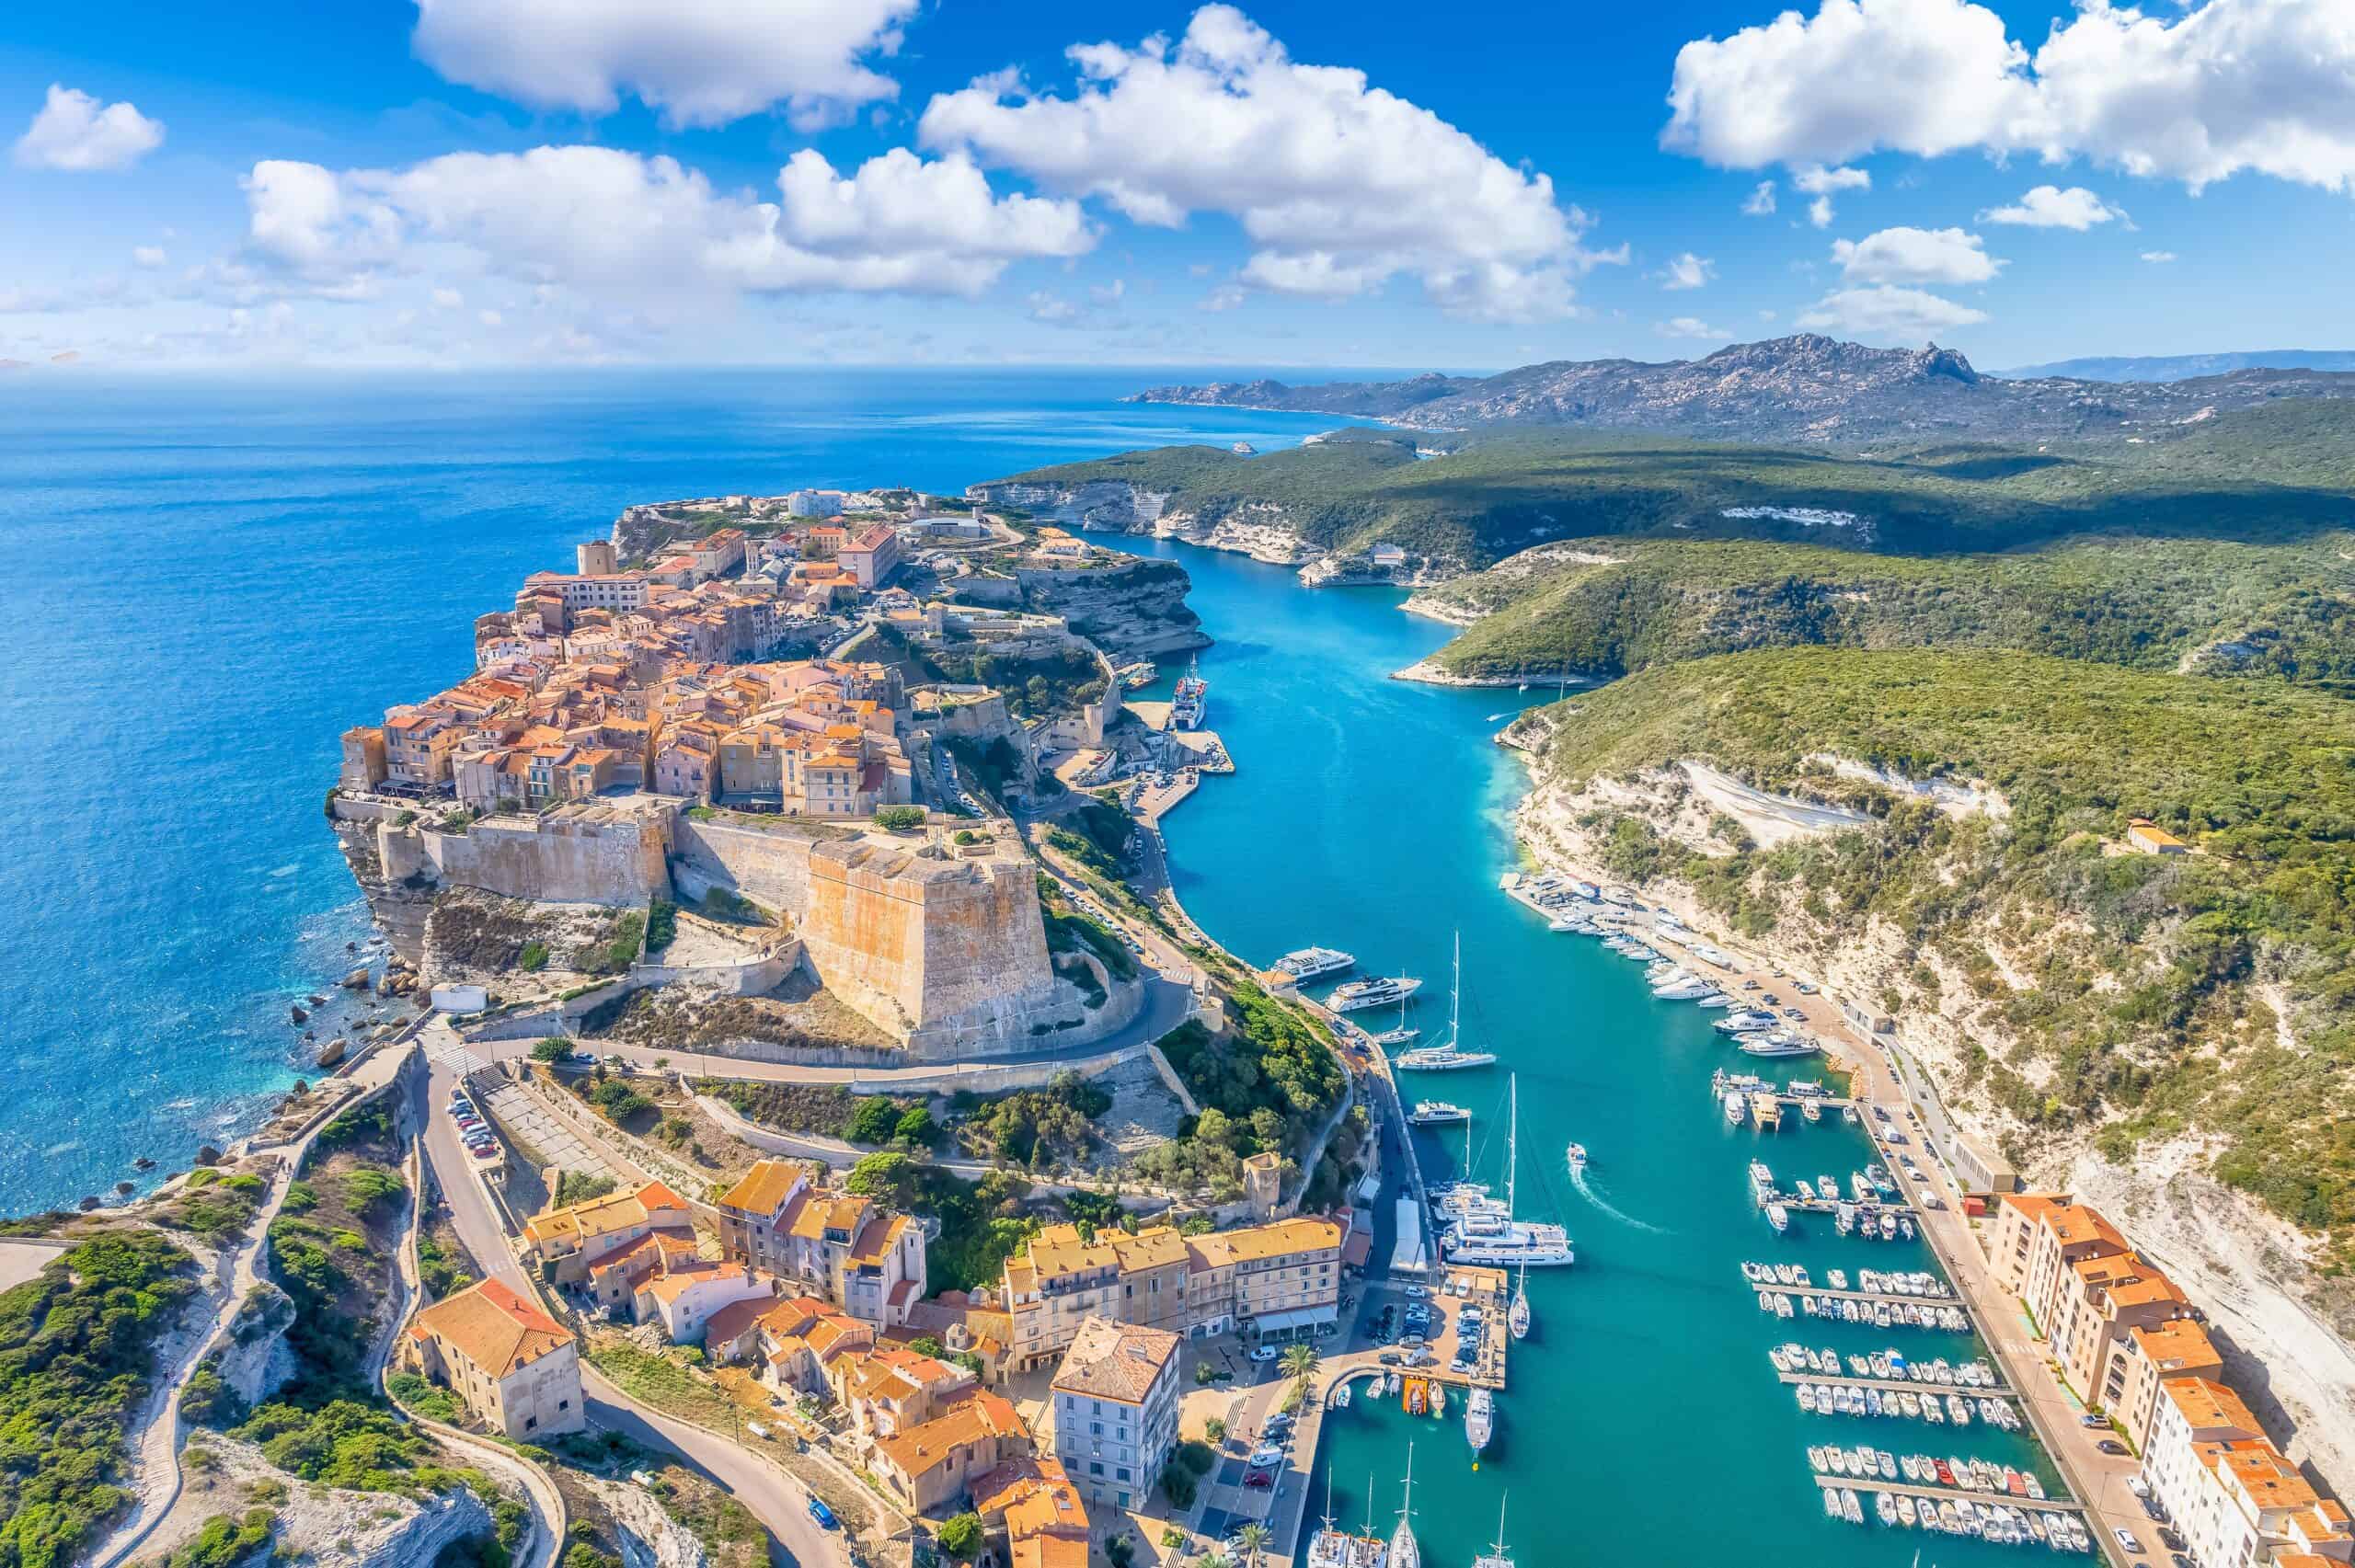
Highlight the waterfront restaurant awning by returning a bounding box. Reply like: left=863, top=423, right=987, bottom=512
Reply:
left=1248, top=1305, right=1338, bottom=1337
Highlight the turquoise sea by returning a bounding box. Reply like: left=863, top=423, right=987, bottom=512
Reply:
left=0, top=371, right=1336, bottom=1213
left=1088, top=532, right=2065, bottom=1568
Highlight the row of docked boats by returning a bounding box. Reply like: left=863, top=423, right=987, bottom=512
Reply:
left=1773, top=1344, right=2001, bottom=1389
left=1740, top=1262, right=1952, bottom=1299
left=1756, top=1290, right=1970, bottom=1331
left=1792, top=1379, right=2024, bottom=1429
left=1813, top=1449, right=2049, bottom=1501
left=1817, top=1479, right=2091, bottom=1551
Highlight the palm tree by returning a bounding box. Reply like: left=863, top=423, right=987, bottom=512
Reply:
left=1235, top=1523, right=1270, bottom=1568
left=1279, top=1341, right=1320, bottom=1397
left=1198, top=1551, right=1235, bottom=1568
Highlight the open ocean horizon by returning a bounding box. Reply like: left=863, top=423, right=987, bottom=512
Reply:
left=0, top=368, right=1343, bottom=1215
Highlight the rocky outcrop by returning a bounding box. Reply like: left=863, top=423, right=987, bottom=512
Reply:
left=969, top=479, right=1315, bottom=567
left=591, top=1479, right=709, bottom=1568
left=1013, top=555, right=1208, bottom=658
left=1127, top=333, right=2355, bottom=443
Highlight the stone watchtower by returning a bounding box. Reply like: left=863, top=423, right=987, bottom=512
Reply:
left=576, top=539, right=619, bottom=576
left=1242, top=1151, right=1283, bottom=1220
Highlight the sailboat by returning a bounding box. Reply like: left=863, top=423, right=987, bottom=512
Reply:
left=1367, top=990, right=1419, bottom=1047
left=1394, top=933, right=1497, bottom=1070
left=1508, top=1261, right=1531, bottom=1340
left=1441, top=1076, right=1574, bottom=1265
left=1471, top=1498, right=1513, bottom=1568
left=1308, top=1470, right=1388, bottom=1568
left=1389, top=1446, right=1421, bottom=1568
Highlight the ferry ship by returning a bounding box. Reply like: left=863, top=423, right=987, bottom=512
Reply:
left=1276, top=945, right=1355, bottom=980
left=1331, top=974, right=1423, bottom=1013
left=1465, top=1386, right=1494, bottom=1453
left=1407, top=1101, right=1471, bottom=1126
left=1171, top=661, right=1208, bottom=729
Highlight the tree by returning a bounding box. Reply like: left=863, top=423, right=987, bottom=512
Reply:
left=937, top=1514, right=983, bottom=1560
left=845, top=1096, right=901, bottom=1145
left=1235, top=1524, right=1269, bottom=1568
left=876, top=806, right=925, bottom=832
left=530, top=1039, right=571, bottom=1063
left=1203, top=1416, right=1227, bottom=1444
left=1279, top=1343, right=1319, bottom=1402
left=894, top=1106, right=940, bottom=1148
left=909, top=1335, right=946, bottom=1358
left=1193, top=1108, right=1235, bottom=1150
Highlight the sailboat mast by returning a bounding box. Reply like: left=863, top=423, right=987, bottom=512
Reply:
left=1449, top=931, right=1461, bottom=1050
left=1506, top=1075, right=1518, bottom=1219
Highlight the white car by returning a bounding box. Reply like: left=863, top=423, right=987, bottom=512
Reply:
left=1247, top=1345, right=1280, bottom=1363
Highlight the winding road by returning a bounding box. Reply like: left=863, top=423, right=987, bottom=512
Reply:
left=413, top=1022, right=847, bottom=1568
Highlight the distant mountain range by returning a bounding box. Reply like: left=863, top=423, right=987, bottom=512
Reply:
left=1126, top=335, right=2355, bottom=444
left=1996, top=350, right=2355, bottom=383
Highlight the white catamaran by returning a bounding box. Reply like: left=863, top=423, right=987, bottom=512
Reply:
left=1394, top=933, right=1497, bottom=1070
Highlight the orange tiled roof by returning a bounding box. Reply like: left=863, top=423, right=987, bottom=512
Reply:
left=2130, top=1318, right=2220, bottom=1374
left=408, top=1279, right=571, bottom=1379
left=718, top=1158, right=807, bottom=1218
left=874, top=1391, right=1025, bottom=1480
left=2164, top=1378, right=2263, bottom=1436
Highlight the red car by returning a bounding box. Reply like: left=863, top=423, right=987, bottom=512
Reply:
left=1245, top=1471, right=1275, bottom=1490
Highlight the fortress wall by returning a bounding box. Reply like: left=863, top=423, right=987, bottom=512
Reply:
left=672, top=818, right=818, bottom=917
left=409, top=812, right=671, bottom=907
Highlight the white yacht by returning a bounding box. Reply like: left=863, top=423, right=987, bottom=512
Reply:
left=1332, top=974, right=1423, bottom=1013
left=1392, top=934, right=1494, bottom=1068
left=1653, top=974, right=1716, bottom=1001
left=1566, top=1142, right=1589, bottom=1171
left=1276, top=946, right=1355, bottom=980
left=1739, top=1033, right=1822, bottom=1059
left=1465, top=1387, right=1495, bottom=1454
left=1308, top=1473, right=1389, bottom=1568
left=1509, top=1262, right=1531, bottom=1340
left=1442, top=1077, right=1574, bottom=1266
left=1407, top=1101, right=1471, bottom=1126
left=1715, top=1010, right=1779, bottom=1033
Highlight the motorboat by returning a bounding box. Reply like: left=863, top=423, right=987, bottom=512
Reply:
left=1714, top=1010, right=1778, bottom=1034
left=1408, top=1101, right=1472, bottom=1126
left=1465, top=1388, right=1494, bottom=1453
left=1332, top=975, right=1423, bottom=1013
left=1566, top=1142, right=1588, bottom=1171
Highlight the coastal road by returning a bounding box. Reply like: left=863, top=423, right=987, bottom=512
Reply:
left=454, top=974, right=1194, bottom=1092
left=94, top=1040, right=416, bottom=1568
left=414, top=1026, right=847, bottom=1568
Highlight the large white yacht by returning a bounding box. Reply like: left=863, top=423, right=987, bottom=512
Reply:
left=1465, top=1387, right=1495, bottom=1453
left=1275, top=946, right=1355, bottom=980
left=1442, top=1077, right=1575, bottom=1267
left=1394, top=933, right=1497, bottom=1069
left=1332, top=974, right=1424, bottom=1013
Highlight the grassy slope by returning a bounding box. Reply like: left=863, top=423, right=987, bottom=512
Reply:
left=1422, top=532, right=2355, bottom=687
left=989, top=402, right=2355, bottom=566
left=1537, top=647, right=2355, bottom=1264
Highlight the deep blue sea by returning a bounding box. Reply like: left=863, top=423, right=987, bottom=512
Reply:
left=0, top=370, right=1338, bottom=1214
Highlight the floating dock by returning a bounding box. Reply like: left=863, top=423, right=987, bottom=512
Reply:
left=1778, top=1368, right=2016, bottom=1399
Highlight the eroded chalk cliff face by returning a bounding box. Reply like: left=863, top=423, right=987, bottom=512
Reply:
left=970, top=478, right=1315, bottom=566
left=1013, top=555, right=1210, bottom=658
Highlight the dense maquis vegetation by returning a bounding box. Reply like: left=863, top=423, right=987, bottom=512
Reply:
left=988, top=399, right=2355, bottom=567
left=1537, top=647, right=2355, bottom=1268
left=1420, top=532, right=2355, bottom=687
left=0, top=1230, right=198, bottom=1568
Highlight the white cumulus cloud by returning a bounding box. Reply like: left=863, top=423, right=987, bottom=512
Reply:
left=1660, top=252, right=1716, bottom=290
left=1663, top=0, right=2355, bottom=195
left=2141, top=249, right=2177, bottom=263
left=917, top=5, right=1607, bottom=322
left=1659, top=315, right=1729, bottom=339
left=1830, top=225, right=2003, bottom=284
left=242, top=144, right=1091, bottom=307
left=1742, top=180, right=1778, bottom=215
left=409, top=0, right=916, bottom=130
left=13, top=84, right=165, bottom=171
left=133, top=246, right=167, bottom=268
left=1979, top=184, right=2123, bottom=229
left=1792, top=164, right=1870, bottom=227
left=1797, top=283, right=1989, bottom=338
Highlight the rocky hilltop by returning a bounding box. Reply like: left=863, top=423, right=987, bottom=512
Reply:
left=1129, top=334, right=2355, bottom=443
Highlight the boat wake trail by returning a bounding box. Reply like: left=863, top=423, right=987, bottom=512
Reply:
left=1487, top=710, right=1519, bottom=723
left=1569, top=1162, right=1671, bottom=1234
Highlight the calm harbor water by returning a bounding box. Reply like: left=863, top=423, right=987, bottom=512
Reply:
left=1090, top=532, right=2064, bottom=1568
left=0, top=371, right=1338, bottom=1214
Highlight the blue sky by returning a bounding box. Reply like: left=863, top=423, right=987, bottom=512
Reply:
left=4, top=0, right=2349, bottom=371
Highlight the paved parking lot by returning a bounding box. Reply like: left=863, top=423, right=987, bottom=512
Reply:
left=475, top=1078, right=605, bottom=1177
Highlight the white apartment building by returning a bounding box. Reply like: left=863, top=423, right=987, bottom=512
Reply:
left=1051, top=1316, right=1182, bottom=1513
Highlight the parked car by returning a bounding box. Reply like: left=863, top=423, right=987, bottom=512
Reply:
left=1248, top=1345, right=1279, bottom=1363
left=1795, top=982, right=1819, bottom=995
left=1377, top=1351, right=1402, bottom=1367
left=2126, top=1476, right=2153, bottom=1497
left=1250, top=1446, right=1284, bottom=1468
left=1403, top=1285, right=1428, bottom=1299
left=2099, top=1439, right=2131, bottom=1457
left=807, top=1497, right=837, bottom=1529
left=2112, top=1528, right=2142, bottom=1554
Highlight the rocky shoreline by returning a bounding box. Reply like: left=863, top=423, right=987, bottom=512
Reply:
left=1498, top=738, right=2355, bottom=1498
